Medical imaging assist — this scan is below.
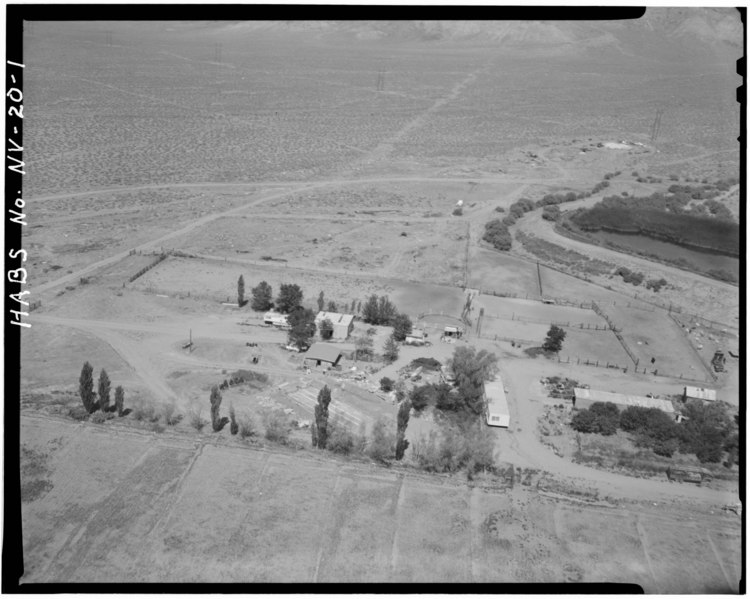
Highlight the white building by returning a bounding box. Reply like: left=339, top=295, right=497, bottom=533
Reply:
left=404, top=328, right=427, bottom=346
left=485, top=378, right=510, bottom=428
left=683, top=386, right=717, bottom=403
left=263, top=310, right=289, bottom=328
left=314, top=311, right=354, bottom=340
left=574, top=387, right=675, bottom=415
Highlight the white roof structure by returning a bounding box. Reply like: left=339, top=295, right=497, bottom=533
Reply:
left=485, top=378, right=509, bottom=427
left=314, top=311, right=354, bottom=327
left=406, top=328, right=426, bottom=339
left=574, top=388, right=675, bottom=414
left=684, top=386, right=717, bottom=402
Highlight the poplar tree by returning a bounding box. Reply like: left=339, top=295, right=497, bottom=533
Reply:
left=79, top=362, right=96, bottom=413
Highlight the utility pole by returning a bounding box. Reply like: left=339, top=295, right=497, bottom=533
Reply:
left=214, top=42, right=223, bottom=63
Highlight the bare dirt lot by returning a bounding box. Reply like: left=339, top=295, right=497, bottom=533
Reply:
left=20, top=415, right=741, bottom=589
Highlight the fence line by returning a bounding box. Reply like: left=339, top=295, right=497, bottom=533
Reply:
left=482, top=313, right=613, bottom=332
left=668, top=313, right=719, bottom=382
left=591, top=301, right=638, bottom=367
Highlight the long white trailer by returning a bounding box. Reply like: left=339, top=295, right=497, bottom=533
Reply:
left=485, top=378, right=510, bottom=428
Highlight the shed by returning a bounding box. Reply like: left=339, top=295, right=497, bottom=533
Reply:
left=404, top=328, right=427, bottom=346
left=485, top=378, right=510, bottom=428
left=574, top=388, right=675, bottom=415
left=443, top=326, right=463, bottom=339
left=683, top=386, right=717, bottom=403
left=263, top=310, right=288, bottom=328
left=315, top=311, right=354, bottom=340
left=304, top=343, right=342, bottom=368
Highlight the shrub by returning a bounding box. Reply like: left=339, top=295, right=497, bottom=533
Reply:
left=367, top=416, right=395, bottom=462
left=67, top=405, right=89, bottom=421
left=162, top=401, right=182, bottom=426
left=380, top=377, right=395, bottom=392
left=495, top=206, right=505, bottom=212
left=452, top=207, right=463, bottom=216
left=188, top=407, right=208, bottom=431
left=541, top=205, right=561, bottom=221
left=237, top=413, right=258, bottom=439
left=409, top=384, right=434, bottom=413
left=91, top=412, right=109, bottom=424
left=262, top=408, right=292, bottom=443
left=483, top=219, right=513, bottom=251
left=229, top=404, right=238, bottom=435
left=327, top=418, right=356, bottom=455
left=571, top=402, right=619, bottom=435
left=132, top=399, right=157, bottom=422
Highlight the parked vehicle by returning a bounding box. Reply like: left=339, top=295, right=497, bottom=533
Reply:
left=666, top=466, right=712, bottom=485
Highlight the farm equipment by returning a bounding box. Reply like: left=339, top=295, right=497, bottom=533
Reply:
left=666, top=466, right=712, bottom=485
left=711, top=350, right=726, bottom=373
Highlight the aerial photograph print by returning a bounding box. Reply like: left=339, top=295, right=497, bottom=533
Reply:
left=6, top=6, right=744, bottom=592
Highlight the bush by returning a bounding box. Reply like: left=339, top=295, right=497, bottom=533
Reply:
left=91, top=412, right=109, bottom=424
left=452, top=207, right=463, bottom=216
left=68, top=405, right=90, bottom=421
left=380, top=377, right=395, bottom=392
left=262, top=408, right=292, bottom=443
left=229, top=404, right=238, bottom=435
left=367, top=416, right=395, bottom=462
left=571, top=402, right=619, bottom=435
left=327, top=418, right=357, bottom=455
left=237, top=413, right=258, bottom=440
left=409, top=384, right=434, bottom=413
left=132, top=399, right=157, bottom=422
left=162, top=401, right=182, bottom=426
left=494, top=206, right=505, bottom=212
left=188, top=407, right=208, bottom=431
left=541, top=205, right=561, bottom=221
left=483, top=219, right=513, bottom=251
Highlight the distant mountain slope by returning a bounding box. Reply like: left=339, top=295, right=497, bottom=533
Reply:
left=215, top=9, right=741, bottom=59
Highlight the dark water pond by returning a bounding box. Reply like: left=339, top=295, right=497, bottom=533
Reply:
left=590, top=230, right=740, bottom=281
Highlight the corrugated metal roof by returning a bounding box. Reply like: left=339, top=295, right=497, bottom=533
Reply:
left=315, top=311, right=354, bottom=326
left=574, top=388, right=675, bottom=413
left=304, top=343, right=342, bottom=364
left=684, top=386, right=717, bottom=401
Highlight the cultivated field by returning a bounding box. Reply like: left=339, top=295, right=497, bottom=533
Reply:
left=20, top=415, right=741, bottom=590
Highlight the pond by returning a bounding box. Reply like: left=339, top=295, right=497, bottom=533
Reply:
left=589, top=230, right=740, bottom=281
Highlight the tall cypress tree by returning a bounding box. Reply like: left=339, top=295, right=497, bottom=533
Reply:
left=114, top=385, right=125, bottom=416
left=314, top=385, right=332, bottom=449
left=79, top=361, right=96, bottom=413
left=395, top=399, right=411, bottom=460
left=98, top=369, right=111, bottom=412
left=237, top=275, right=246, bottom=307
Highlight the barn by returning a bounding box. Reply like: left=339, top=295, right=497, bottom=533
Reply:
left=303, top=343, right=342, bottom=368
left=315, top=311, right=354, bottom=340
left=573, top=388, right=675, bottom=415
left=485, top=378, right=510, bottom=428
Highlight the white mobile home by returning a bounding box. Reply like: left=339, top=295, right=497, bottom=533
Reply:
left=485, top=378, right=510, bottom=428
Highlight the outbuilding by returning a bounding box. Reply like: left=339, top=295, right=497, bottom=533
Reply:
left=683, top=386, right=717, bottom=403
left=263, top=310, right=289, bottom=328
left=303, top=343, right=342, bottom=368
left=485, top=378, right=510, bottom=428
left=404, top=328, right=427, bottom=346
left=314, top=311, right=354, bottom=340
left=573, top=387, right=675, bottom=415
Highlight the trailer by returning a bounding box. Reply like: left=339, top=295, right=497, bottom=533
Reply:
left=666, top=465, right=712, bottom=485
left=485, top=378, right=510, bottom=428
